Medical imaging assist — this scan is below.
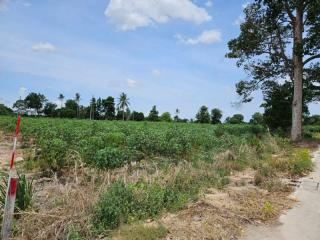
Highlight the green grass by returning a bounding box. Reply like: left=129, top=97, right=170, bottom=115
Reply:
left=113, top=224, right=167, bottom=240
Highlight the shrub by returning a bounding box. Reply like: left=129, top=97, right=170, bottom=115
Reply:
left=16, top=174, right=33, bottom=211
left=289, top=149, right=313, bottom=176
left=39, top=138, right=68, bottom=171
left=261, top=201, right=277, bottom=219
left=0, top=173, right=33, bottom=212
left=92, top=180, right=134, bottom=231
left=131, top=183, right=166, bottom=219
left=93, top=147, right=130, bottom=169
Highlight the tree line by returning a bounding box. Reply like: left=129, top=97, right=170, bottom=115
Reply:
left=1, top=91, right=319, bottom=128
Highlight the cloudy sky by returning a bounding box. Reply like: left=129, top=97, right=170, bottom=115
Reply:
left=0, top=0, right=318, bottom=120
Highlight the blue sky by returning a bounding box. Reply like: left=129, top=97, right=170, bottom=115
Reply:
left=0, top=0, right=318, bottom=120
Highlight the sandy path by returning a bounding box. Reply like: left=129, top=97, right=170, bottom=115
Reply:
left=242, top=148, right=320, bottom=240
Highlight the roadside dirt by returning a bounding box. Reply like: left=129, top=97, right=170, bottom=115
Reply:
left=242, top=148, right=320, bottom=240
left=160, top=171, right=294, bottom=240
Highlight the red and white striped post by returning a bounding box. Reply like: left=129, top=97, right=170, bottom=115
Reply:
left=1, top=115, right=21, bottom=240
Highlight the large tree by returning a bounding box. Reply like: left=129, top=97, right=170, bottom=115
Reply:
left=24, top=92, right=46, bottom=114
left=102, top=96, right=115, bottom=120
left=13, top=98, right=27, bottom=114
left=43, top=102, right=57, bottom=117
left=147, top=105, right=159, bottom=121
left=227, top=0, right=320, bottom=141
left=196, top=106, right=210, bottom=123
left=211, top=108, right=223, bottom=124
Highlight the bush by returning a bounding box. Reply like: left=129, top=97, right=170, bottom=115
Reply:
left=0, top=173, right=33, bottom=212
left=39, top=138, right=68, bottom=171
left=16, top=174, right=33, bottom=211
left=92, top=180, right=134, bottom=231
left=93, top=147, right=130, bottom=169
left=289, top=149, right=313, bottom=176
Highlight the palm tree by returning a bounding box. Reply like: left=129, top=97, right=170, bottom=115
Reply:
left=117, top=92, right=130, bottom=121
left=75, top=93, right=80, bottom=118
left=58, top=93, right=64, bottom=109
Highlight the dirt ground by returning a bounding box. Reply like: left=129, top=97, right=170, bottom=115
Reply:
left=160, top=173, right=294, bottom=240
left=0, top=131, right=23, bottom=170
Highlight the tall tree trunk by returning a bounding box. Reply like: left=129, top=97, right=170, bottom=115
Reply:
left=122, top=108, right=125, bottom=121
left=291, top=5, right=303, bottom=142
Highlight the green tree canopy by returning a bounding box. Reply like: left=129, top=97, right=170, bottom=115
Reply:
left=250, top=112, right=264, bottom=125
left=129, top=111, right=144, bottom=121
left=225, top=114, right=244, bottom=124
left=160, top=112, right=172, bottom=122
left=196, top=106, right=210, bottom=123
left=261, top=82, right=309, bottom=130
left=147, top=105, right=159, bottom=121
left=0, top=104, right=12, bottom=115
left=43, top=102, right=57, bottom=117
left=103, top=96, right=116, bottom=120
left=13, top=99, right=27, bottom=114
left=24, top=92, right=47, bottom=114
left=211, top=108, right=223, bottom=124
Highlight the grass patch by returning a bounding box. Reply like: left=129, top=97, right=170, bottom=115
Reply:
left=289, top=148, right=313, bottom=176
left=92, top=164, right=230, bottom=233
left=112, top=224, right=167, bottom=240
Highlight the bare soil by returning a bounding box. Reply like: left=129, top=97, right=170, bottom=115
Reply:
left=160, top=173, right=294, bottom=240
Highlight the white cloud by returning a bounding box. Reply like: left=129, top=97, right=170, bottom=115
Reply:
left=105, top=0, right=212, bottom=31
left=205, top=1, right=213, bottom=7
left=32, top=42, right=57, bottom=52
left=177, top=29, right=221, bottom=45
left=126, top=78, right=137, bottom=88
left=152, top=69, right=161, bottom=76
left=18, top=86, right=27, bottom=98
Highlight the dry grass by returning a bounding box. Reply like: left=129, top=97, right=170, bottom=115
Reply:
left=161, top=186, right=294, bottom=240
left=15, top=181, right=96, bottom=239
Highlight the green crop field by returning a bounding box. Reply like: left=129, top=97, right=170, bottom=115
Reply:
left=0, top=116, right=266, bottom=171
left=0, top=116, right=316, bottom=239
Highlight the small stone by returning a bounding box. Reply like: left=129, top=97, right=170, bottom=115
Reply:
left=15, top=157, right=24, bottom=162
left=192, top=215, right=202, bottom=222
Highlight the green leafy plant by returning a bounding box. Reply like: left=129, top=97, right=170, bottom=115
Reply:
left=0, top=173, right=33, bottom=212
